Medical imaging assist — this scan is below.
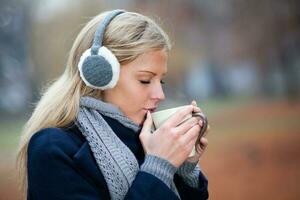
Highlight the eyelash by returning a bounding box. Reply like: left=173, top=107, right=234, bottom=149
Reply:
left=139, top=80, right=165, bottom=84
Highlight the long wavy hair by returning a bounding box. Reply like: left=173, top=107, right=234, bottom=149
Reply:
left=16, top=10, right=171, bottom=198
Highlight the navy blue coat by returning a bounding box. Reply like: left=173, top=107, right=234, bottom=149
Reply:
left=27, top=115, right=209, bottom=199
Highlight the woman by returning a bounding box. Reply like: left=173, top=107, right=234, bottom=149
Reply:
left=17, top=10, right=209, bottom=200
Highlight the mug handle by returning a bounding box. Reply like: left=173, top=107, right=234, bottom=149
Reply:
left=192, top=112, right=208, bottom=150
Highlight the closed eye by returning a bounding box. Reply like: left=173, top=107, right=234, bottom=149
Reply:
left=139, top=80, right=165, bottom=84
left=140, top=80, right=151, bottom=84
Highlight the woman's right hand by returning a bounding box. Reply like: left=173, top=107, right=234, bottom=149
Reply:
left=139, top=105, right=202, bottom=168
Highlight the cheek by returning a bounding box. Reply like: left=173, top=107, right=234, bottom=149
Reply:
left=117, top=75, right=149, bottom=107
left=118, top=82, right=144, bottom=103
left=130, top=86, right=148, bottom=104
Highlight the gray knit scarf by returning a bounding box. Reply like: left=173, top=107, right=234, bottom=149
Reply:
left=75, top=96, right=142, bottom=200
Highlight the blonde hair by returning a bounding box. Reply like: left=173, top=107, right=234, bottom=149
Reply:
left=16, top=10, right=171, bottom=198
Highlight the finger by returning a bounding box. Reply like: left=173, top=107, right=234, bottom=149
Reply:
left=164, top=105, right=194, bottom=127
left=181, top=124, right=200, bottom=144
left=200, top=137, right=208, bottom=148
left=190, top=100, right=203, bottom=113
left=194, top=113, right=208, bottom=138
left=140, top=111, right=153, bottom=138
left=186, top=131, right=199, bottom=147
left=197, top=137, right=208, bottom=152
left=185, top=139, right=198, bottom=157
left=175, top=117, right=202, bottom=135
left=193, top=106, right=202, bottom=113
left=185, top=130, right=201, bottom=155
left=191, top=100, right=197, bottom=106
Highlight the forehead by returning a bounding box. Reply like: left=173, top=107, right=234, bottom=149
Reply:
left=123, top=49, right=168, bottom=75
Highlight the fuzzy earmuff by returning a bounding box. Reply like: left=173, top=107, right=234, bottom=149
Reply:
left=78, top=46, right=120, bottom=90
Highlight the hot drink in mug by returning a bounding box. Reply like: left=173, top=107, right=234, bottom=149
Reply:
left=151, top=105, right=208, bottom=156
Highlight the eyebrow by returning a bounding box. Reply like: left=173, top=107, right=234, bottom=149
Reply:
left=137, top=70, right=166, bottom=76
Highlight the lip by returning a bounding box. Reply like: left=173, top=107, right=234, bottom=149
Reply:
left=143, top=107, right=157, bottom=113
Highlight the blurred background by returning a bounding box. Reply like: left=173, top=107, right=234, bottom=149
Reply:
left=0, top=0, right=300, bottom=199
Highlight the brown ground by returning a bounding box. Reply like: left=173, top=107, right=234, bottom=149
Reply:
left=201, top=100, right=300, bottom=200
left=1, top=99, right=300, bottom=200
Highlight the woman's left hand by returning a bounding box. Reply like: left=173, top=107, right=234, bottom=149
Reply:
left=186, top=100, right=209, bottom=163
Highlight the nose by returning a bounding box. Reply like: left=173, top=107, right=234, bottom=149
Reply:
left=151, top=81, right=165, bottom=101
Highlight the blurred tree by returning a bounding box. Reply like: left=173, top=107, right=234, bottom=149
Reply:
left=6, top=0, right=299, bottom=116
left=0, top=0, right=31, bottom=117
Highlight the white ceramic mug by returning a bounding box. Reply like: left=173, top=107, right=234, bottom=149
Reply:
left=151, top=105, right=208, bottom=156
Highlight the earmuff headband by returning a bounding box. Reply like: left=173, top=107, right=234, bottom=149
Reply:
left=91, top=10, right=125, bottom=55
